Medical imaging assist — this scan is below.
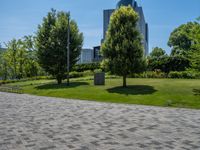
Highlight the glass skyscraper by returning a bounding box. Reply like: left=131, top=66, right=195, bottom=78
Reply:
left=103, top=0, right=149, bottom=56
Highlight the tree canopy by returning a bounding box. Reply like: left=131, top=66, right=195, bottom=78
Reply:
left=36, top=9, right=83, bottom=84
left=189, top=19, right=200, bottom=71
left=101, top=6, right=145, bottom=87
left=168, top=22, right=200, bottom=56
left=148, top=46, right=190, bottom=73
left=166, top=20, right=200, bottom=72
left=0, top=37, right=41, bottom=80
left=150, top=47, right=166, bottom=58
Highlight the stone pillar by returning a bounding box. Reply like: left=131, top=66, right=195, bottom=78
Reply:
left=94, top=72, right=105, bottom=85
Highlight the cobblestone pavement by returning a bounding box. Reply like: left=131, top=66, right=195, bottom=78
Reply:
left=0, top=92, right=200, bottom=150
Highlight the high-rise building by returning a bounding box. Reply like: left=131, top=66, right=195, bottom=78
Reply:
left=103, top=0, right=149, bottom=56
left=103, top=9, right=115, bottom=41
left=78, top=49, right=94, bottom=64
left=93, top=46, right=102, bottom=62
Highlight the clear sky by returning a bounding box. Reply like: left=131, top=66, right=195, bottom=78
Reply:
left=0, top=0, right=199, bottom=54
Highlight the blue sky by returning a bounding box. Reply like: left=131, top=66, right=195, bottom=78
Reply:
left=0, top=0, right=199, bottom=54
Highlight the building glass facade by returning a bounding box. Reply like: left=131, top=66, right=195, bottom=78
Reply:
left=77, top=49, right=93, bottom=64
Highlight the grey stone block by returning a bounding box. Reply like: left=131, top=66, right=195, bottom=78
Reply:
left=94, top=73, right=105, bottom=85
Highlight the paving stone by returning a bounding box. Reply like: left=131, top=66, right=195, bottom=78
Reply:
left=0, top=92, right=200, bottom=149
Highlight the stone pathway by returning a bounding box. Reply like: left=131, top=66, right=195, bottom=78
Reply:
left=0, top=92, right=200, bottom=150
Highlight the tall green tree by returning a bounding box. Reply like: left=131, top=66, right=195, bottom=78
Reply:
left=190, top=49, right=200, bottom=71
left=36, top=9, right=83, bottom=84
left=150, top=47, right=166, bottom=58
left=148, top=45, right=190, bottom=72
left=22, top=35, right=41, bottom=77
left=168, top=22, right=200, bottom=56
left=168, top=20, right=200, bottom=72
left=0, top=35, right=44, bottom=80
left=101, top=6, right=144, bottom=87
left=0, top=49, right=8, bottom=80
left=4, top=39, right=28, bottom=79
left=23, top=35, right=35, bottom=51
left=5, top=39, right=20, bottom=79
left=148, top=47, right=168, bottom=72
left=1, top=37, right=41, bottom=80
left=189, top=19, right=200, bottom=71
left=16, top=40, right=27, bottom=79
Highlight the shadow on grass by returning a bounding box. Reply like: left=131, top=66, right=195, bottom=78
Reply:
left=107, top=85, right=157, bottom=95
left=35, top=82, right=89, bottom=90
left=193, top=89, right=200, bottom=96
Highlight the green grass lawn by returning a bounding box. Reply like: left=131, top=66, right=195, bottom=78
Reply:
left=8, top=78, right=200, bottom=109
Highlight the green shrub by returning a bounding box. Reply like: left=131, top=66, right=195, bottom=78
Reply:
left=195, top=72, right=200, bottom=79
left=83, top=70, right=94, bottom=76
left=0, top=76, right=53, bottom=86
left=182, top=72, right=195, bottom=79
left=69, top=71, right=83, bottom=78
left=168, top=72, right=182, bottom=78
left=105, top=75, right=120, bottom=79
left=68, top=70, right=95, bottom=79
left=73, top=63, right=101, bottom=72
left=146, top=71, right=166, bottom=78
left=168, top=71, right=200, bottom=79
left=0, top=80, right=17, bottom=85
left=29, top=76, right=54, bottom=80
left=129, top=71, right=167, bottom=78
left=94, top=69, right=103, bottom=73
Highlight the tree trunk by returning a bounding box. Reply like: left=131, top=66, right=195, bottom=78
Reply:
left=123, top=75, right=127, bottom=87
left=57, top=77, right=62, bottom=84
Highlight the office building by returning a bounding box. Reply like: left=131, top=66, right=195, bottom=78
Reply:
left=103, top=0, right=149, bottom=56
left=78, top=49, right=94, bottom=64
left=93, top=46, right=102, bottom=62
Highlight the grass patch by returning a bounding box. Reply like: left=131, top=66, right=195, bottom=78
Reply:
left=8, top=78, right=200, bottom=109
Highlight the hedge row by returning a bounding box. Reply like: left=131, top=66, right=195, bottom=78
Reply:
left=1, top=71, right=199, bottom=86
left=72, top=63, right=101, bottom=72
left=0, top=76, right=53, bottom=85
left=168, top=71, right=200, bottom=79
left=129, top=71, right=200, bottom=79
left=70, top=70, right=200, bottom=79
left=69, top=69, right=103, bottom=78
left=130, top=71, right=167, bottom=78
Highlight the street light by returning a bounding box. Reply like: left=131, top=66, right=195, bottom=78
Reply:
left=67, top=12, right=70, bottom=86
